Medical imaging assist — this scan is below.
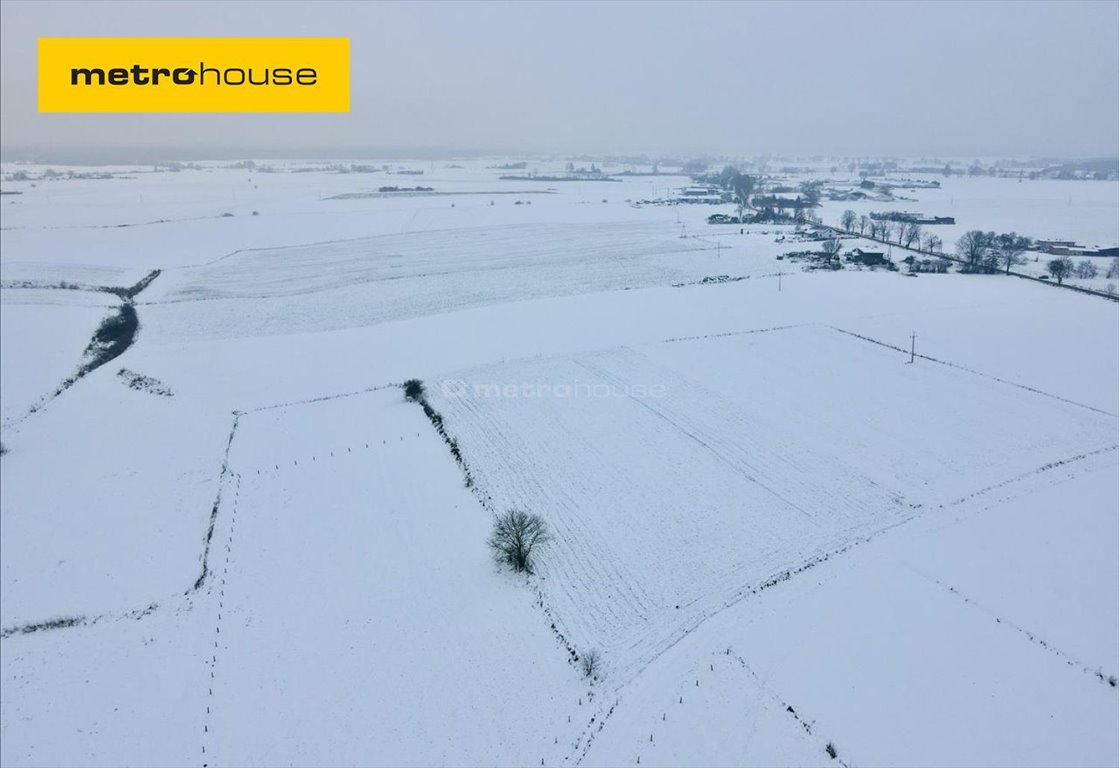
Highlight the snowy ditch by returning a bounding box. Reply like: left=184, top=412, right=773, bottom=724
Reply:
left=10, top=269, right=162, bottom=423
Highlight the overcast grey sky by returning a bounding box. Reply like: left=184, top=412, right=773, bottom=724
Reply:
left=2, top=0, right=1117, bottom=160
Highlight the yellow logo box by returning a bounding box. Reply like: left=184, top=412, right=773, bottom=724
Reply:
left=39, top=37, right=349, bottom=112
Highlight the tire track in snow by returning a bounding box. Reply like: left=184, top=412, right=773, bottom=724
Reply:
left=576, top=349, right=909, bottom=529
left=202, top=471, right=240, bottom=768
left=659, top=322, right=808, bottom=345
left=726, top=651, right=853, bottom=768
left=575, top=356, right=817, bottom=523
left=903, top=568, right=1118, bottom=691
left=243, top=382, right=397, bottom=414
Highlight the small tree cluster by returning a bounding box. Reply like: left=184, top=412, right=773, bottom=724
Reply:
left=867, top=218, right=889, bottom=241
left=956, top=230, right=996, bottom=272
left=1074, top=259, right=1099, bottom=279
left=488, top=509, right=551, bottom=574
left=704, top=165, right=757, bottom=215
left=956, top=230, right=1033, bottom=274
left=908, top=257, right=952, bottom=274
left=920, top=232, right=943, bottom=253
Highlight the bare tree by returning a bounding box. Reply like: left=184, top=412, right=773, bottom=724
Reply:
left=1108, top=257, right=1119, bottom=280
left=820, top=236, right=843, bottom=267
left=1047, top=256, right=1073, bottom=284
left=840, top=209, right=857, bottom=232
left=921, top=232, right=942, bottom=253
left=885, top=221, right=901, bottom=244
left=1074, top=259, right=1098, bottom=279
left=902, top=221, right=922, bottom=248
left=732, top=173, right=756, bottom=223
left=488, top=509, right=551, bottom=574
left=857, top=214, right=869, bottom=235
left=580, top=649, right=601, bottom=679
left=993, top=232, right=1031, bottom=274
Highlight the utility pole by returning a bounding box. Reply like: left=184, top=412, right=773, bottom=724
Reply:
left=906, top=332, right=916, bottom=364
left=778, top=271, right=783, bottom=292
left=716, top=239, right=722, bottom=258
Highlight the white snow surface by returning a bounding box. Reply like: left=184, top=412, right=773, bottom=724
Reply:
left=1, top=160, right=1117, bottom=767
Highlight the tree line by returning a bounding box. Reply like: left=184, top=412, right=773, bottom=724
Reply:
left=838, top=208, right=1118, bottom=289
left=838, top=209, right=943, bottom=253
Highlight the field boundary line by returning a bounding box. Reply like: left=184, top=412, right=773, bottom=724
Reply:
left=829, top=325, right=1119, bottom=418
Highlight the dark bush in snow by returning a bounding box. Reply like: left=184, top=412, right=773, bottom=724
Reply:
left=489, top=509, right=550, bottom=574
left=78, top=304, right=139, bottom=377
left=403, top=378, right=426, bottom=402
left=92, top=303, right=138, bottom=349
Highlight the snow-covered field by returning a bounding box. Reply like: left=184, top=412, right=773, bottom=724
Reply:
left=1, top=159, right=1116, bottom=767
left=0, top=290, right=117, bottom=421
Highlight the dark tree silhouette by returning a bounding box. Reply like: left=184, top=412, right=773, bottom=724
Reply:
left=580, top=649, right=601, bottom=679
left=956, top=230, right=997, bottom=273
left=488, top=509, right=551, bottom=574
left=1047, top=256, right=1073, bottom=284
left=820, top=236, right=843, bottom=267
left=403, top=378, right=426, bottom=402
left=994, top=232, right=1031, bottom=274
